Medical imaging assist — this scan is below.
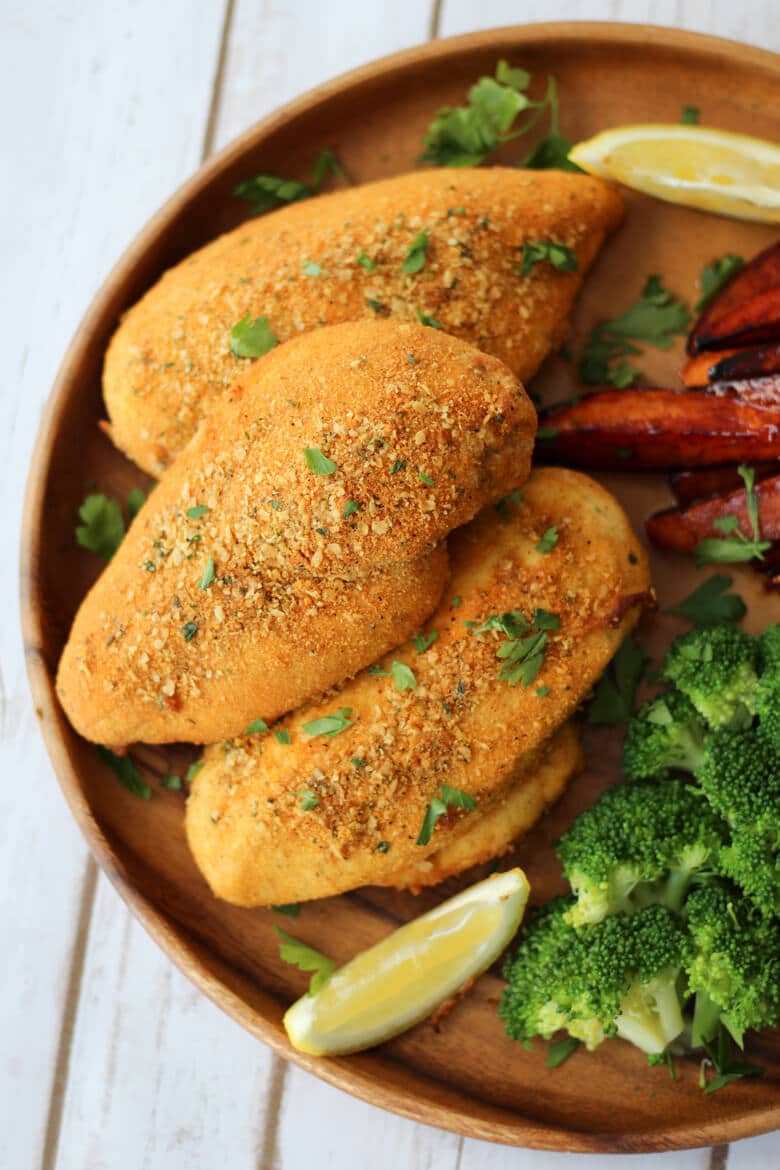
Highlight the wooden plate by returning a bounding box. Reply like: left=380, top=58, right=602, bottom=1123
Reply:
left=21, top=22, right=780, bottom=1153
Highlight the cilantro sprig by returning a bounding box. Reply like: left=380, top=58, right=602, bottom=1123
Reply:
left=419, top=62, right=580, bottom=172
left=234, top=149, right=348, bottom=215
left=416, top=784, right=477, bottom=846
left=578, top=276, right=691, bottom=388
left=694, top=465, right=771, bottom=567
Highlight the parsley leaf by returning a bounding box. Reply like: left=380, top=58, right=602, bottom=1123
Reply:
left=418, top=471, right=434, bottom=486
left=274, top=729, right=292, bottom=745
left=518, top=240, right=577, bottom=277
left=700, top=1022, right=764, bottom=1094
left=356, top=250, right=376, bottom=271
left=198, top=553, right=215, bottom=591
left=298, top=790, right=319, bottom=810
left=368, top=664, right=390, bottom=677
left=275, top=926, right=336, bottom=995
left=587, top=636, right=649, bottom=725
left=391, top=660, right=417, bottom=691
left=579, top=276, right=691, bottom=387
left=273, top=902, right=301, bottom=918
left=415, top=309, right=443, bottom=330
left=536, top=526, right=558, bottom=553
left=695, top=465, right=771, bottom=566
left=186, top=762, right=203, bottom=783
left=403, top=230, right=429, bottom=274
left=666, top=575, right=747, bottom=627
left=301, top=259, right=322, bottom=277
left=244, top=718, right=269, bottom=736
left=187, top=504, right=208, bottom=520
left=412, top=631, right=439, bottom=653
left=695, top=253, right=744, bottom=311
left=681, top=104, right=700, bottom=124
left=75, top=494, right=125, bottom=561
left=230, top=314, right=278, bottom=359
left=494, top=489, right=523, bottom=523
left=546, top=1037, right=580, bottom=1068
left=97, top=746, right=151, bottom=800
left=343, top=499, right=361, bottom=518
left=234, top=150, right=348, bottom=214
left=472, top=608, right=558, bottom=687
left=303, top=447, right=337, bottom=475
left=160, top=774, right=182, bottom=791
left=126, top=487, right=147, bottom=518
left=182, top=621, right=198, bottom=642
left=416, top=785, right=477, bottom=845
left=302, top=707, right=353, bottom=738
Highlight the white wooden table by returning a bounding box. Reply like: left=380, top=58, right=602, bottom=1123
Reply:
left=2, top=2, right=778, bottom=1167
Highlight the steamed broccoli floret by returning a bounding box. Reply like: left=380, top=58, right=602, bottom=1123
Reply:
left=684, top=881, right=780, bottom=1047
left=697, top=730, right=780, bottom=827
left=719, top=825, right=780, bottom=917
left=662, top=624, right=759, bottom=730
left=755, top=623, right=780, bottom=750
left=556, top=780, right=727, bottom=926
left=500, top=900, right=688, bottom=1056
left=623, top=691, right=707, bottom=780
left=758, top=622, right=780, bottom=672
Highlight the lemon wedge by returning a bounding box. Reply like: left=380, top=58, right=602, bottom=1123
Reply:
left=570, top=124, right=780, bottom=224
left=283, top=868, right=529, bottom=1055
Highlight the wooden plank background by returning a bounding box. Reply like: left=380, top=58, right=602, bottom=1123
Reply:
left=2, top=1, right=778, bottom=1166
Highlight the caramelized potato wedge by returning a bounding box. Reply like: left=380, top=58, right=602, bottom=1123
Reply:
left=689, top=241, right=780, bottom=355
left=646, top=474, right=780, bottom=553
left=669, top=462, right=780, bottom=506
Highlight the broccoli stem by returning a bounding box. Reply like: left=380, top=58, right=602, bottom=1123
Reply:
left=692, top=990, right=722, bottom=1047
left=615, top=969, right=685, bottom=1055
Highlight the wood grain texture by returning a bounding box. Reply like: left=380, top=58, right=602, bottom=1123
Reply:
left=6, top=2, right=780, bottom=1166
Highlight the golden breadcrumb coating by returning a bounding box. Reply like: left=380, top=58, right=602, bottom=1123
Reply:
left=58, top=321, right=536, bottom=746
left=185, top=468, right=651, bottom=906
left=104, top=168, right=623, bottom=473
left=386, top=720, right=583, bottom=892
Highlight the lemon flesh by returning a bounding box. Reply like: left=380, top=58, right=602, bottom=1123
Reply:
left=283, top=868, right=529, bottom=1056
left=570, top=124, right=780, bottom=224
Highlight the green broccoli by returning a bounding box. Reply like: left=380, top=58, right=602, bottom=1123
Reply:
left=684, top=881, right=780, bottom=1047
left=622, top=691, right=707, bottom=780
left=556, top=780, right=727, bottom=926
left=662, top=624, right=759, bottom=731
left=757, top=622, right=780, bottom=672
left=500, top=900, right=688, bottom=1056
left=755, top=622, right=780, bottom=750
left=719, top=826, right=780, bottom=917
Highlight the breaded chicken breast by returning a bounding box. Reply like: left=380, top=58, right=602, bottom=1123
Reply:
left=57, top=321, right=535, bottom=746
left=185, top=468, right=651, bottom=906
left=104, top=168, right=623, bottom=474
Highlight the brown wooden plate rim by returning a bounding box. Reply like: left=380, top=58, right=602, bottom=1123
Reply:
left=20, top=21, right=780, bottom=1152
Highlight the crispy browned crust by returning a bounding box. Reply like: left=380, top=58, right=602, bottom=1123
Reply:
left=57, top=321, right=536, bottom=746
left=185, top=468, right=651, bottom=907
left=104, top=168, right=623, bottom=474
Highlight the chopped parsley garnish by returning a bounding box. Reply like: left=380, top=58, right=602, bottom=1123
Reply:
left=275, top=926, right=336, bottom=995
left=451, top=595, right=462, bottom=607
left=233, top=149, right=347, bottom=214
left=681, top=104, right=700, bottom=124
left=186, top=762, right=203, bottom=783
left=578, top=275, right=691, bottom=387
left=700, top=1022, right=764, bottom=1095
left=97, top=746, right=151, bottom=800
left=272, top=903, right=300, bottom=918
left=391, top=660, right=417, bottom=691
left=403, top=230, right=429, bottom=274
left=301, top=259, right=322, bottom=277
left=343, top=499, right=361, bottom=518
left=356, top=250, right=376, bottom=271
left=495, top=489, right=523, bottom=522
left=160, top=774, right=182, bottom=791
left=415, top=309, right=443, bottom=330
left=229, top=313, right=278, bottom=359
left=181, top=621, right=198, bottom=642
left=536, top=525, right=558, bottom=553
left=352, top=757, right=367, bottom=769
left=546, top=1036, right=580, bottom=1068
left=244, top=718, right=269, bottom=736
left=303, top=447, right=337, bottom=475
left=187, top=504, right=208, bottom=520
left=412, top=631, right=439, bottom=653
left=302, top=707, right=353, bottom=738
left=418, top=471, right=434, bottom=486
left=472, top=607, right=558, bottom=686
left=666, top=575, right=747, bottom=627
left=198, top=553, right=215, bottom=591
left=366, top=297, right=387, bottom=314
left=695, top=465, right=771, bottom=566
left=389, top=459, right=406, bottom=475
left=518, top=240, right=577, bottom=277
left=419, top=61, right=578, bottom=172
left=274, top=729, right=292, bottom=745
left=127, top=487, right=147, bottom=518
left=376, top=841, right=390, bottom=853
left=536, top=685, right=551, bottom=698
left=368, top=664, right=389, bottom=676
left=695, top=253, right=744, bottom=311
left=75, top=494, right=125, bottom=561
left=587, top=635, right=649, bottom=725
left=416, top=784, right=477, bottom=846
left=298, top=790, right=319, bottom=811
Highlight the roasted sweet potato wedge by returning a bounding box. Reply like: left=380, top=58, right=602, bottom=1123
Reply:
left=693, top=287, right=780, bottom=353
left=646, top=474, right=780, bottom=553
left=680, top=349, right=741, bottom=387
left=689, top=241, right=780, bottom=355
left=706, top=342, right=780, bottom=383
left=669, top=462, right=780, bottom=506
left=537, top=381, right=780, bottom=470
